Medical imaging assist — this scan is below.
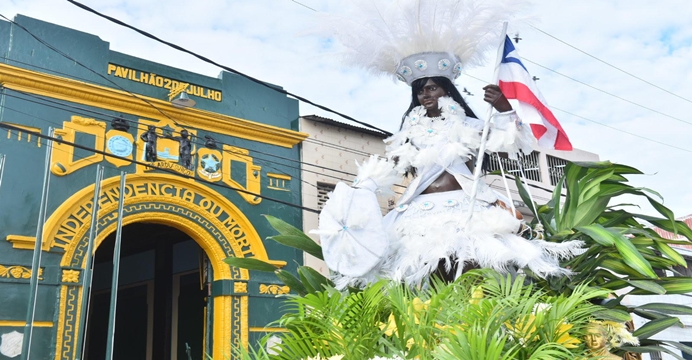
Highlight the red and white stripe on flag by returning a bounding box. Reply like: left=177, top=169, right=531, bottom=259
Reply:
left=498, top=36, right=573, bottom=151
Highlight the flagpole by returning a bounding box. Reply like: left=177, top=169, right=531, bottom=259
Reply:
left=0, top=153, right=6, bottom=192
left=74, top=164, right=104, bottom=360
left=465, top=22, right=508, bottom=224
left=105, top=171, right=127, bottom=360
left=21, top=127, right=54, bottom=360
left=495, top=154, right=517, bottom=217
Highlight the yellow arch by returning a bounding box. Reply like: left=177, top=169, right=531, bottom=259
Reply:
left=47, top=173, right=265, bottom=360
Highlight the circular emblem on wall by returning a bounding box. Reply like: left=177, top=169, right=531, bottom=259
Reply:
left=107, top=135, right=133, bottom=157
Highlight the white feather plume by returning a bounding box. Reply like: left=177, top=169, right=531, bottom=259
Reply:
left=315, top=0, right=528, bottom=81
left=354, top=155, right=400, bottom=195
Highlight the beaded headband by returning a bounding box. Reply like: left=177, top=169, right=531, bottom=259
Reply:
left=396, top=52, right=462, bottom=85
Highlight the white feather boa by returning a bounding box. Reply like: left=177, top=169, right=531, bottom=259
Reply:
left=385, top=97, right=482, bottom=170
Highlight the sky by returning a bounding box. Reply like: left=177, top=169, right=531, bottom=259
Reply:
left=2, top=0, right=692, bottom=218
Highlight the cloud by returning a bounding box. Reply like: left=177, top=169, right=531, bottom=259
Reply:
left=3, top=0, right=692, bottom=218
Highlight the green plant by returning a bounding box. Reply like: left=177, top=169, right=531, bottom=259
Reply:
left=226, top=161, right=692, bottom=359
left=238, top=270, right=604, bottom=360
left=515, top=161, right=692, bottom=357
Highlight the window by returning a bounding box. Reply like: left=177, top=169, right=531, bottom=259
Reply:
left=488, top=152, right=541, bottom=182
left=317, top=182, right=336, bottom=211
left=546, top=155, right=568, bottom=186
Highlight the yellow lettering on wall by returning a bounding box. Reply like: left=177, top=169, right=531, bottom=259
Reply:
left=106, top=63, right=222, bottom=102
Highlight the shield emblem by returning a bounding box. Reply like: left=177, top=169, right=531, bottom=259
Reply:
left=0, top=330, right=24, bottom=358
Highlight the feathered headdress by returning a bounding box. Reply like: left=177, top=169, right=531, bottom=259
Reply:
left=318, top=0, right=526, bottom=85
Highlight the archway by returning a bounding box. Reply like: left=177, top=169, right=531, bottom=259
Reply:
left=83, top=223, right=206, bottom=360
left=42, top=173, right=270, bottom=360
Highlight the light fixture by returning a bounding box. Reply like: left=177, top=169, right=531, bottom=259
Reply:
left=171, top=92, right=196, bottom=108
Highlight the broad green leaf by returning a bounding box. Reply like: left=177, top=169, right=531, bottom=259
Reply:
left=573, top=197, right=610, bottom=227
left=631, top=308, right=670, bottom=321
left=548, top=176, right=564, bottom=230
left=575, top=224, right=616, bottom=246
left=224, top=257, right=279, bottom=272
left=612, top=234, right=658, bottom=279
left=560, top=163, right=587, bottom=230
left=298, top=266, right=334, bottom=292
left=297, top=268, right=316, bottom=294
left=264, top=214, right=306, bottom=237
left=274, top=269, right=307, bottom=296
left=600, top=210, right=633, bottom=228
left=653, top=241, right=687, bottom=267
left=600, top=258, right=644, bottom=277
left=664, top=341, right=692, bottom=356
left=640, top=187, right=665, bottom=202
left=599, top=279, right=629, bottom=291
left=630, top=236, right=654, bottom=246
left=637, top=303, right=692, bottom=316
left=514, top=175, right=538, bottom=217
left=658, top=278, right=692, bottom=294
left=592, top=308, right=631, bottom=322
left=269, top=235, right=324, bottom=261
left=632, top=316, right=681, bottom=339
left=570, top=160, right=613, bottom=169
left=626, top=280, right=666, bottom=294
left=633, top=214, right=692, bottom=241
left=578, top=168, right=614, bottom=203
left=646, top=196, right=677, bottom=235
left=596, top=182, right=637, bottom=198
left=620, top=345, right=686, bottom=360
left=608, top=174, right=628, bottom=182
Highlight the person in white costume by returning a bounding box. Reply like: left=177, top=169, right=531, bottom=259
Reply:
left=312, top=0, right=584, bottom=289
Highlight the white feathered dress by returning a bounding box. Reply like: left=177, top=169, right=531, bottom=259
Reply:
left=314, top=97, right=583, bottom=289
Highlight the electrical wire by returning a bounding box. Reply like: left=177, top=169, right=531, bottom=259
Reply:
left=0, top=121, right=322, bottom=213
left=0, top=90, right=382, bottom=186
left=11, top=4, right=681, bottom=203
left=65, top=0, right=393, bottom=137
left=527, top=23, right=692, bottom=106
left=0, top=13, right=184, bottom=128
left=521, top=57, right=692, bottom=127
left=461, top=73, right=692, bottom=154
left=0, top=101, right=398, bottom=211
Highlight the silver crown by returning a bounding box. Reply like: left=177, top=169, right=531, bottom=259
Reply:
left=396, top=52, right=462, bottom=85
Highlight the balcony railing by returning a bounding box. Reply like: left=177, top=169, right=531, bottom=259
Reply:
left=488, top=152, right=542, bottom=182
left=546, top=155, right=568, bottom=186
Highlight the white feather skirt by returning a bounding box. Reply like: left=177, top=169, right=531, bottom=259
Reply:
left=379, top=190, right=582, bottom=287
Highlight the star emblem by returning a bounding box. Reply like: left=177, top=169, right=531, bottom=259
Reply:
left=201, top=154, right=220, bottom=172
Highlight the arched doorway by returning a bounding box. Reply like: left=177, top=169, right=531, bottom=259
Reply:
left=83, top=223, right=207, bottom=360
left=41, top=173, right=277, bottom=360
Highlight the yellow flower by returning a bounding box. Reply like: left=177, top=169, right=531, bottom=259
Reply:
left=412, top=297, right=430, bottom=313
left=556, top=323, right=581, bottom=349
left=379, top=313, right=398, bottom=336
left=505, top=315, right=539, bottom=344
left=469, top=285, right=484, bottom=305
left=411, top=297, right=430, bottom=324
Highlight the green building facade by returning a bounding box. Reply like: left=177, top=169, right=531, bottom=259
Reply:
left=0, top=15, right=307, bottom=360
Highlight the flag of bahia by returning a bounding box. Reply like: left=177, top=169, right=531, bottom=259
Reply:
left=498, top=36, right=573, bottom=151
